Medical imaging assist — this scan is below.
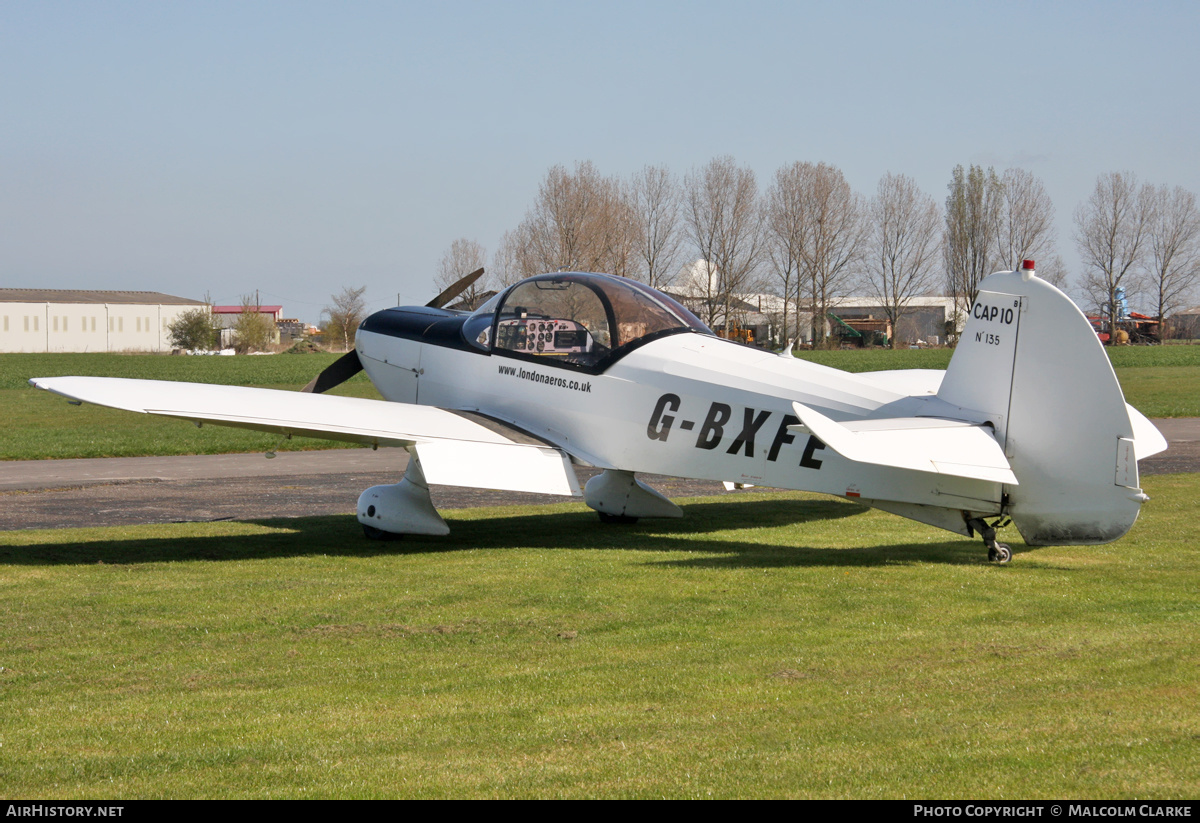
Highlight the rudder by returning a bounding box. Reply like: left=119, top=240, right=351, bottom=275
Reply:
left=938, top=263, right=1146, bottom=546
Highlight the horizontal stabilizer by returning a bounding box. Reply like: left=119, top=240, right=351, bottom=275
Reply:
left=853, top=368, right=945, bottom=396
left=30, top=376, right=580, bottom=496
left=789, top=401, right=1017, bottom=485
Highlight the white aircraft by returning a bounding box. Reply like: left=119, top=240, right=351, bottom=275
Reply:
left=31, top=261, right=1166, bottom=563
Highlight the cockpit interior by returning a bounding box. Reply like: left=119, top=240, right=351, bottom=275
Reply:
left=462, top=273, right=712, bottom=371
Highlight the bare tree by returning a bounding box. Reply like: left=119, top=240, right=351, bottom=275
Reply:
left=1074, top=172, right=1155, bottom=343
left=764, top=223, right=800, bottom=346
left=491, top=228, right=528, bottom=289
left=863, top=173, right=942, bottom=348
left=769, top=161, right=866, bottom=347
left=944, top=164, right=1003, bottom=318
left=683, top=156, right=764, bottom=332
left=435, top=238, right=489, bottom=309
left=512, top=161, right=635, bottom=279
left=606, top=193, right=640, bottom=280
left=994, top=168, right=1057, bottom=271
left=626, top=165, right=684, bottom=290
left=763, top=165, right=818, bottom=346
left=1146, top=185, right=1200, bottom=331
left=324, top=286, right=367, bottom=351
left=765, top=166, right=804, bottom=346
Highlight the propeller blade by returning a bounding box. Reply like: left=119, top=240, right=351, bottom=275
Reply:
left=302, top=349, right=364, bottom=394
left=304, top=267, right=482, bottom=394
left=426, top=267, right=484, bottom=309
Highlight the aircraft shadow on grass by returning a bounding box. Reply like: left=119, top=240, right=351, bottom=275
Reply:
left=1, top=495, right=995, bottom=569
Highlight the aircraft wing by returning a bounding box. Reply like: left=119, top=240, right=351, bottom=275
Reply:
left=790, top=401, right=1018, bottom=485
left=29, top=376, right=581, bottom=496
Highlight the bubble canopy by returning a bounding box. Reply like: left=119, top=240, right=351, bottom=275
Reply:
left=462, top=272, right=712, bottom=372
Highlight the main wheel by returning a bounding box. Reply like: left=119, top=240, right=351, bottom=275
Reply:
left=992, top=543, right=1012, bottom=564
left=597, top=512, right=639, bottom=525
left=362, top=524, right=401, bottom=541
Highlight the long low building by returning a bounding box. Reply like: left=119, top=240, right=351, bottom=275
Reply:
left=0, top=289, right=208, bottom=353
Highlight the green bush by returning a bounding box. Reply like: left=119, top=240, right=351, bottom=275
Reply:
left=167, top=308, right=216, bottom=351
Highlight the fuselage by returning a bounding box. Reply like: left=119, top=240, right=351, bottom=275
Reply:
left=353, top=273, right=1004, bottom=520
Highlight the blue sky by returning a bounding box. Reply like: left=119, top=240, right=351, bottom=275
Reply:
left=3, top=1, right=1197, bottom=322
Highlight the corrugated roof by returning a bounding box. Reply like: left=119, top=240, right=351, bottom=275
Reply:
left=212, top=305, right=283, bottom=314
left=0, top=289, right=206, bottom=306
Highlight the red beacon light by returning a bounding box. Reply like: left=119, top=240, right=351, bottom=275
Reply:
left=1020, top=259, right=1036, bottom=281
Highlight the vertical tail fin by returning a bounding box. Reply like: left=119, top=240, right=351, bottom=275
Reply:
left=938, top=262, right=1147, bottom=545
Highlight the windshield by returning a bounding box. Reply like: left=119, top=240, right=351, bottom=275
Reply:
left=463, top=272, right=711, bottom=370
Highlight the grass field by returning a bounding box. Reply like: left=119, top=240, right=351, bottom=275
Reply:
left=0, top=476, right=1196, bottom=799
left=1, top=346, right=1198, bottom=461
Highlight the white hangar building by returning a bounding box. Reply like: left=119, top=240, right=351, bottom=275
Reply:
left=0, top=289, right=208, bottom=353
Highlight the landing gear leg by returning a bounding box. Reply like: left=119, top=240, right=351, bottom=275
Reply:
left=967, top=517, right=1013, bottom=564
